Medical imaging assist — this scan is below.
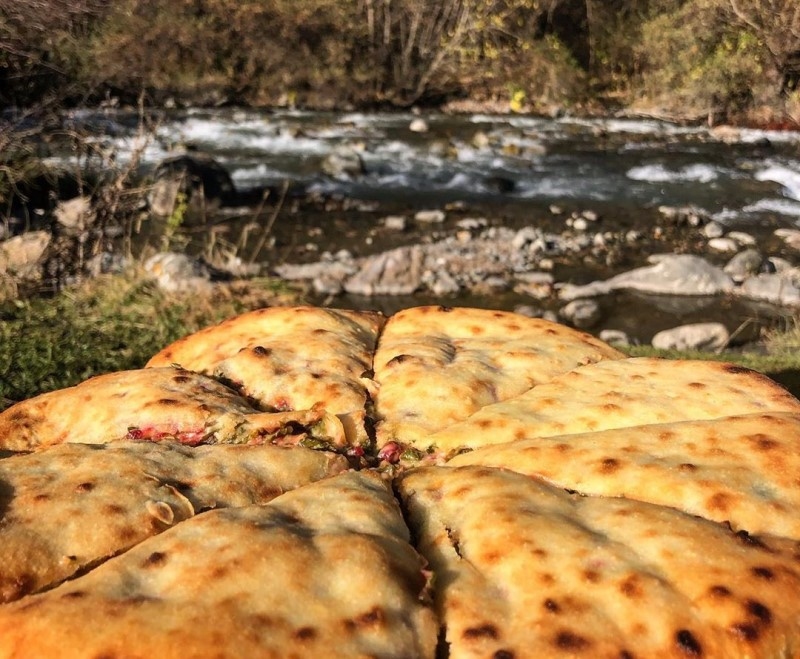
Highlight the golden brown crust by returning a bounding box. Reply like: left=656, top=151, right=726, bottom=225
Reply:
left=147, top=306, right=385, bottom=446
left=0, top=472, right=437, bottom=659
left=3, top=306, right=800, bottom=656
left=0, top=367, right=348, bottom=451
left=448, top=412, right=800, bottom=540
left=398, top=466, right=800, bottom=659
left=372, top=306, right=623, bottom=449
left=426, top=357, right=800, bottom=454
left=0, top=441, right=347, bottom=603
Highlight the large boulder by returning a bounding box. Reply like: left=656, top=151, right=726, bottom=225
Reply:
left=559, top=254, right=735, bottom=301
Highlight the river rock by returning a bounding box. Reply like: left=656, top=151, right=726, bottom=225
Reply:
left=559, top=299, right=602, bottom=329
left=775, top=228, right=800, bottom=250
left=54, top=196, right=95, bottom=235
left=0, top=231, right=51, bottom=279
left=559, top=254, right=734, bottom=301
left=343, top=245, right=424, bottom=295
left=723, top=248, right=763, bottom=282
left=383, top=215, right=407, bottom=231
left=651, top=322, right=730, bottom=351
left=599, top=329, right=631, bottom=347
left=727, top=231, right=757, bottom=247
left=658, top=205, right=708, bottom=227
left=321, top=145, right=365, bottom=179
left=701, top=222, right=725, bottom=239
left=144, top=252, right=212, bottom=293
left=149, top=154, right=236, bottom=217
left=414, top=209, right=446, bottom=224
left=427, top=270, right=460, bottom=296
left=735, top=273, right=800, bottom=307
left=409, top=118, right=429, bottom=133
left=707, top=237, right=739, bottom=252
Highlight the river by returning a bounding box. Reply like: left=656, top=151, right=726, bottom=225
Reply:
left=48, top=107, right=800, bottom=343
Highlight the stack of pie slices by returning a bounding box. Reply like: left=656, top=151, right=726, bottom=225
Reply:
left=1, top=304, right=800, bottom=658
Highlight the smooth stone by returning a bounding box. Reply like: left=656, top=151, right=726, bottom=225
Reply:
left=321, top=145, right=365, bottom=179
left=0, top=231, right=51, bottom=279
left=735, top=273, right=800, bottom=307
left=144, top=252, right=212, bottom=293
left=409, top=118, right=429, bottom=133
left=343, top=245, right=424, bottom=296
left=723, top=248, right=763, bottom=282
left=414, top=209, right=446, bottom=224
left=727, top=231, right=757, bottom=246
left=651, top=322, right=730, bottom=351
left=599, top=329, right=631, bottom=347
left=559, top=254, right=734, bottom=301
left=383, top=215, right=407, bottom=231
left=775, top=228, right=800, bottom=250
left=701, top=222, right=725, bottom=239
left=559, top=298, right=602, bottom=329
left=707, top=237, right=739, bottom=252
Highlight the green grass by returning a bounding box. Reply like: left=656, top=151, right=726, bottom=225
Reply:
left=0, top=271, right=303, bottom=408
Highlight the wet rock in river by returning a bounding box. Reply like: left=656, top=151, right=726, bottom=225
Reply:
left=724, top=248, right=763, bottom=283
left=559, top=254, right=734, bottom=301
left=652, top=322, right=730, bottom=351
left=321, top=145, right=365, bottom=179
left=559, top=299, right=602, bottom=329
left=735, top=273, right=800, bottom=307
left=343, top=245, right=425, bottom=295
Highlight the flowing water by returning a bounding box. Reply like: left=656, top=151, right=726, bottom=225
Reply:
left=47, top=107, right=800, bottom=341
left=61, top=107, right=800, bottom=226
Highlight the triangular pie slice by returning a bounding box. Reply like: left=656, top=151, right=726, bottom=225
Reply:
left=0, top=471, right=437, bottom=659
left=422, top=357, right=800, bottom=457
left=398, top=465, right=800, bottom=659
left=147, top=306, right=385, bottom=449
left=449, top=412, right=800, bottom=539
left=0, top=367, right=346, bottom=451
left=372, top=306, right=623, bottom=457
left=0, top=441, right=347, bottom=603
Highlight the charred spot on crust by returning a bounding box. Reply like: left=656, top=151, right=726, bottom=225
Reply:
left=76, top=481, right=95, bottom=492
left=731, top=623, right=760, bottom=641
left=172, top=374, right=191, bottom=383
left=438, top=306, right=454, bottom=312
left=675, top=630, right=702, bottom=656
left=600, top=457, right=620, bottom=473
left=157, top=398, right=180, bottom=406
left=294, top=626, right=317, bottom=640
left=751, top=566, right=775, bottom=580
left=61, top=590, right=86, bottom=599
left=543, top=598, right=560, bottom=613
left=493, top=651, right=515, bottom=659
left=142, top=551, right=168, bottom=567
left=746, top=600, right=772, bottom=624
left=709, top=585, right=732, bottom=598
left=554, top=630, right=590, bottom=650
left=678, top=463, right=697, bottom=471
left=387, top=354, right=412, bottom=366
left=463, top=624, right=499, bottom=640
left=252, top=346, right=271, bottom=356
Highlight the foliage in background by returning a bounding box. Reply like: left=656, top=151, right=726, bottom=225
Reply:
left=1, top=0, right=798, bottom=123
left=0, top=271, right=302, bottom=407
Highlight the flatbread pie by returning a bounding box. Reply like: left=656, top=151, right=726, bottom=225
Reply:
left=0, top=441, right=347, bottom=603
left=0, top=367, right=346, bottom=451
left=0, top=304, right=799, bottom=657
left=372, top=305, right=623, bottom=457
left=147, top=306, right=385, bottom=448
left=448, top=412, right=800, bottom=539
left=423, top=357, right=800, bottom=456
left=0, top=471, right=437, bottom=659
left=398, top=465, right=800, bottom=659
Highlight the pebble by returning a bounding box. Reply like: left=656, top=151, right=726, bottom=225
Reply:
left=414, top=209, right=446, bottom=224
left=559, top=299, right=602, bottom=329
left=727, top=231, right=757, bottom=247
left=701, top=222, right=725, bottom=239
left=383, top=215, right=407, bottom=231
left=599, top=329, right=631, bottom=347
left=707, top=237, right=739, bottom=252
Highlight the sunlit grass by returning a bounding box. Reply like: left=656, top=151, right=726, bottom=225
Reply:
left=0, top=270, right=304, bottom=408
